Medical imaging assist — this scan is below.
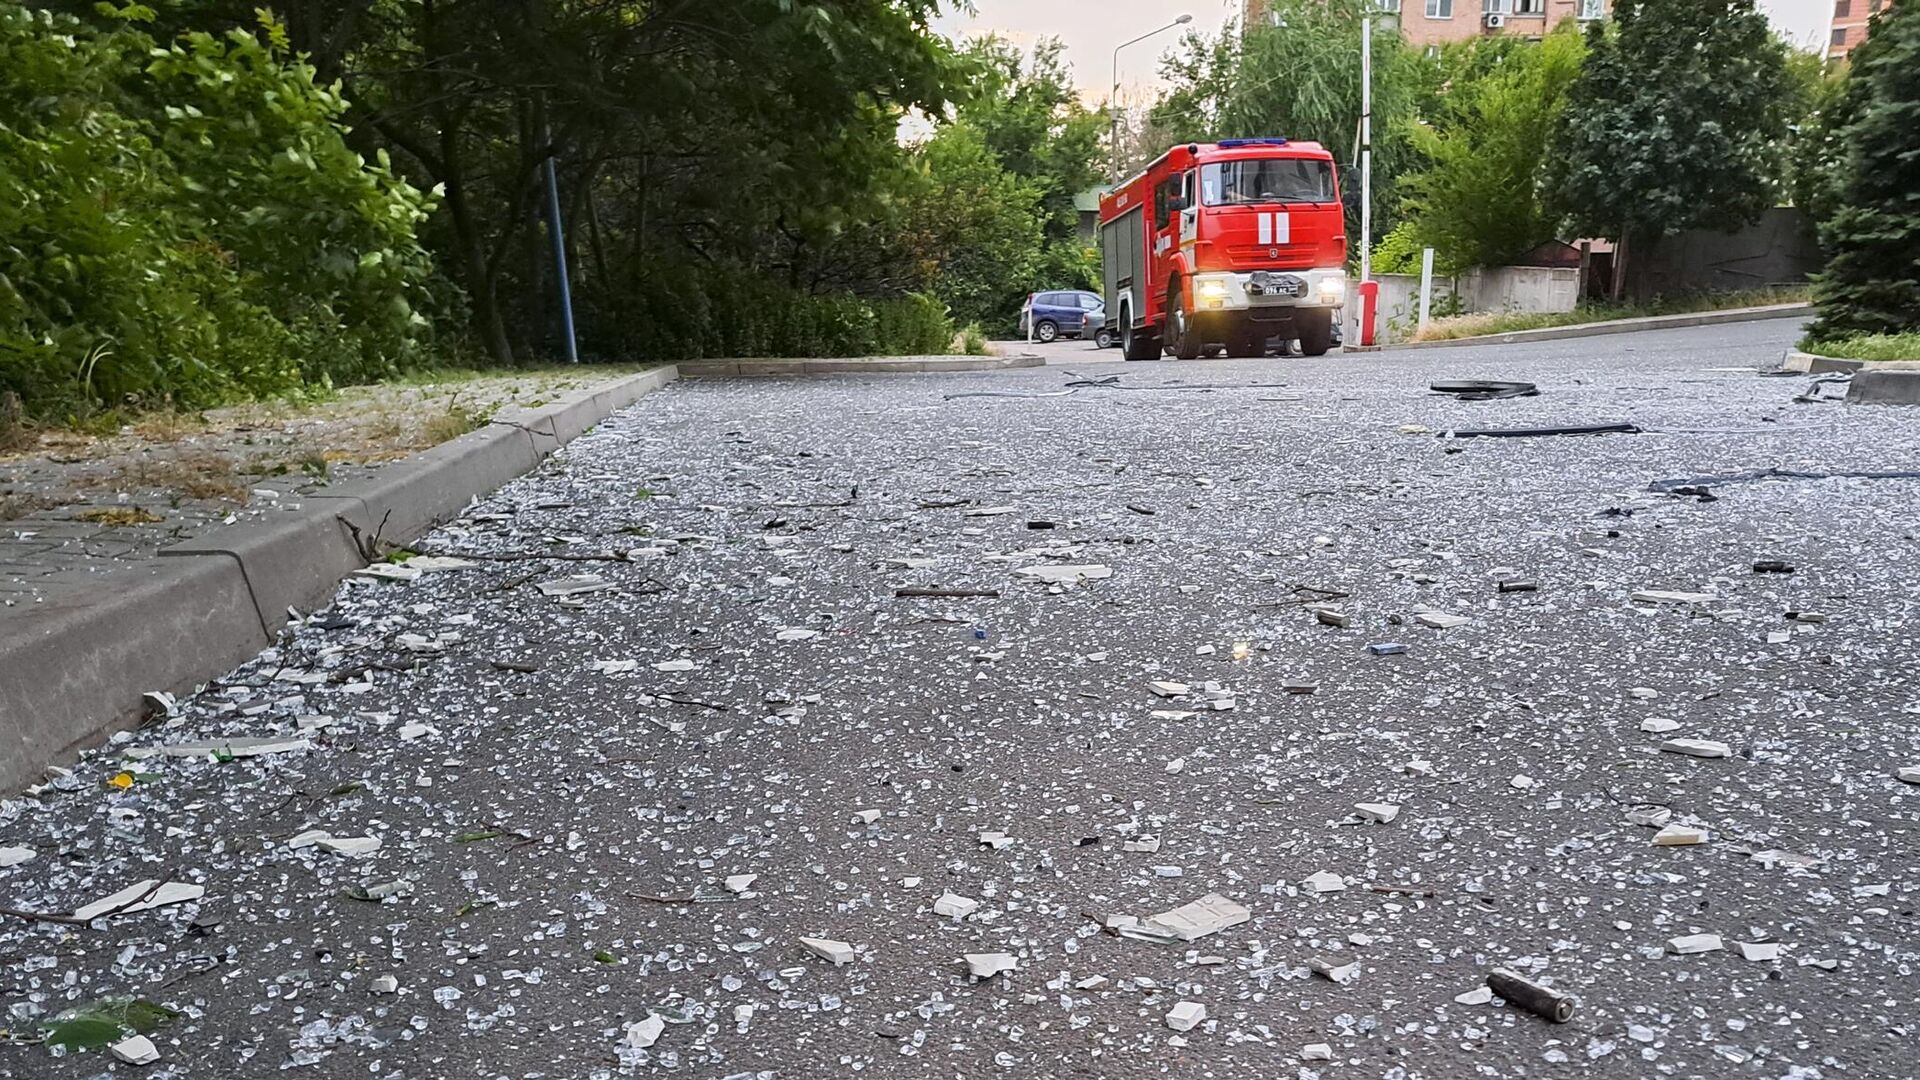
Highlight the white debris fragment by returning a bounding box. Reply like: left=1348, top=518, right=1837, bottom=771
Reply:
left=288, top=831, right=381, bottom=856
left=1013, top=564, right=1112, bottom=585
left=964, top=505, right=1017, bottom=517
left=1628, top=687, right=1660, bottom=700
left=1897, top=766, right=1920, bottom=785
left=536, top=574, right=613, bottom=597
left=800, top=937, right=856, bottom=966
left=1354, top=802, right=1400, bottom=824
left=933, top=893, right=981, bottom=919
left=1626, top=806, right=1673, bottom=828
left=1414, top=611, right=1471, bottom=629
left=109, top=1035, right=161, bottom=1065
left=1735, top=941, right=1782, bottom=962
left=73, top=880, right=206, bottom=921
left=1143, top=893, right=1251, bottom=941
left=1632, top=589, right=1719, bottom=605
left=1165, top=757, right=1186, bottom=775
left=125, top=736, right=312, bottom=760
left=1510, top=774, right=1536, bottom=789
left=1668, top=934, right=1725, bottom=955
left=852, top=809, right=882, bottom=826
left=978, top=830, right=1014, bottom=850
left=1652, top=824, right=1710, bottom=846
left=1639, top=718, right=1681, bottom=734
left=1309, top=957, right=1360, bottom=983
left=775, top=628, right=820, bottom=641
left=1148, top=681, right=1190, bottom=698
left=623, top=1014, right=666, bottom=1049
left=1165, top=1001, right=1207, bottom=1031
left=1454, top=987, right=1494, bottom=1006
left=1123, top=836, right=1162, bottom=853
left=370, top=975, right=400, bottom=994
left=1302, top=871, right=1347, bottom=894
left=590, top=659, right=639, bottom=674
left=653, top=658, right=696, bottom=672
left=1402, top=759, right=1434, bottom=777
left=724, top=874, right=758, bottom=894
left=397, top=722, right=437, bottom=741
left=0, top=846, right=35, bottom=868
left=1660, top=738, right=1732, bottom=759
left=1302, top=1043, right=1334, bottom=1061
left=965, top=953, right=1019, bottom=978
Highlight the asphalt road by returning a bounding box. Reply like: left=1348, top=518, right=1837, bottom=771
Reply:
left=5, top=318, right=1920, bottom=1080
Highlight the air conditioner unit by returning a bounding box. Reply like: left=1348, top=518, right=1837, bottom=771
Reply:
left=1485, top=12, right=1507, bottom=26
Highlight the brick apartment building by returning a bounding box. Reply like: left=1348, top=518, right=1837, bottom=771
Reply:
left=1245, top=0, right=1606, bottom=50
left=1828, top=0, right=1892, bottom=59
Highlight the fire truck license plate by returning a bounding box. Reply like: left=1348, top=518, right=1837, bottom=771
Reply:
left=1250, top=272, right=1305, bottom=299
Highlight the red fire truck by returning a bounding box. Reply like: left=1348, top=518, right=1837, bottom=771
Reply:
left=1099, top=139, right=1347, bottom=361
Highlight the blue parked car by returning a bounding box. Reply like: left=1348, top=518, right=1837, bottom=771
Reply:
left=1019, top=290, right=1113, bottom=347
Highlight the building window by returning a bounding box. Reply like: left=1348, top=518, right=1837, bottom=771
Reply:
left=1484, top=0, right=1507, bottom=12
left=1514, top=0, right=1543, bottom=12
left=1833, top=0, right=1850, bottom=16
left=1376, top=0, right=1403, bottom=12
left=1578, top=0, right=1604, bottom=18
left=1831, top=26, right=1849, bottom=45
left=1426, top=0, right=1453, bottom=16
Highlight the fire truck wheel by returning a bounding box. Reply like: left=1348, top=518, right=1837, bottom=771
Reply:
left=1297, top=310, right=1334, bottom=356
left=1120, top=314, right=1159, bottom=361
left=1168, top=288, right=1202, bottom=360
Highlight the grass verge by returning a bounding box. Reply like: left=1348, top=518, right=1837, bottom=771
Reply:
left=1410, top=287, right=1810, bottom=343
left=1797, top=332, right=1920, bottom=362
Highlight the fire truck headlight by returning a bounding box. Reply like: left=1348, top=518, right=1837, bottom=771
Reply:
left=1317, top=276, right=1346, bottom=305
left=1196, top=280, right=1231, bottom=301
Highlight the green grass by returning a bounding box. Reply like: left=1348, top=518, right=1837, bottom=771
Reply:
left=1411, top=286, right=1809, bottom=342
left=1798, top=331, right=1920, bottom=362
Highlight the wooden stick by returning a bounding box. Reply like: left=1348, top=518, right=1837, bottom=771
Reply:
left=894, top=588, right=1000, bottom=599
left=1488, top=968, right=1576, bottom=1023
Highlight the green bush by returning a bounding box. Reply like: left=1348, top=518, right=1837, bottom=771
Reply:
left=598, top=266, right=954, bottom=360
left=0, top=5, right=443, bottom=419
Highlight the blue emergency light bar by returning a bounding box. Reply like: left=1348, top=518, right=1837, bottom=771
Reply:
left=1216, top=138, right=1289, bottom=148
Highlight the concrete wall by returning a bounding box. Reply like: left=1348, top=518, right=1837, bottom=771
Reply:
left=1461, top=266, right=1581, bottom=315
left=1635, top=208, right=1822, bottom=296
left=1371, top=265, right=1578, bottom=344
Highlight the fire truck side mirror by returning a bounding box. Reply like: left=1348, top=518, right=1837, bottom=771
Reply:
left=1166, top=195, right=1191, bottom=214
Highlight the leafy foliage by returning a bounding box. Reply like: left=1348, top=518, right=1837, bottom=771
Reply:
left=1147, top=1, right=1428, bottom=245
left=1809, top=0, right=1920, bottom=340
left=1548, top=0, right=1791, bottom=263
left=1398, top=26, right=1586, bottom=270
left=0, top=4, right=441, bottom=418
left=41, top=996, right=178, bottom=1051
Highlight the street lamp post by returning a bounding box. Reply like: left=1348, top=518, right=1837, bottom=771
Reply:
left=1110, top=13, right=1193, bottom=182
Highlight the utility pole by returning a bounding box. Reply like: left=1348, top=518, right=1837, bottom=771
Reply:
left=541, top=118, right=580, bottom=364
left=1359, top=8, right=1373, bottom=287
left=1111, top=14, right=1193, bottom=182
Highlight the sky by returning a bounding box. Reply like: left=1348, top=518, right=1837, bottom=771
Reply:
left=930, top=0, right=1834, bottom=98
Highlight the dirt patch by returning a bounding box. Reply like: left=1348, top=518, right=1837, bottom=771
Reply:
left=0, top=366, right=648, bottom=524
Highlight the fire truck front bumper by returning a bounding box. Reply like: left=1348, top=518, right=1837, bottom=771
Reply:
left=1190, top=269, right=1347, bottom=313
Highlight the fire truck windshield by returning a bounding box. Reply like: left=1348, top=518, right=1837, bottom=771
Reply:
left=1200, top=159, right=1335, bottom=207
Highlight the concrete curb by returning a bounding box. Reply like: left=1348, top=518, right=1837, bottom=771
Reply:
left=1380, top=303, right=1812, bottom=352
left=678, top=354, right=1043, bottom=377
left=1782, top=349, right=1865, bottom=375
left=0, top=366, right=678, bottom=793
left=1848, top=367, right=1920, bottom=406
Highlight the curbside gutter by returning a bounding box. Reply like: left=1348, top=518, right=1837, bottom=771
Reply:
left=0, top=366, right=678, bottom=794
left=1379, top=303, right=1811, bottom=352
left=678, top=354, right=1043, bottom=377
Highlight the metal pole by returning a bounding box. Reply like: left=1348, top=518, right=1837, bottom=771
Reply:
left=1359, top=10, right=1373, bottom=287
left=1111, top=15, right=1193, bottom=183
left=543, top=152, right=580, bottom=364
left=1418, top=247, right=1434, bottom=334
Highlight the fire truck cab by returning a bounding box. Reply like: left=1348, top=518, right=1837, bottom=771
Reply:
left=1099, top=139, right=1347, bottom=361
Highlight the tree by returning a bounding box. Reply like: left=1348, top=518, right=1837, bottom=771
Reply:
left=1549, top=0, right=1791, bottom=298
left=1808, top=1, right=1920, bottom=340
left=1398, top=25, right=1586, bottom=270
left=1147, top=1, right=1427, bottom=246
